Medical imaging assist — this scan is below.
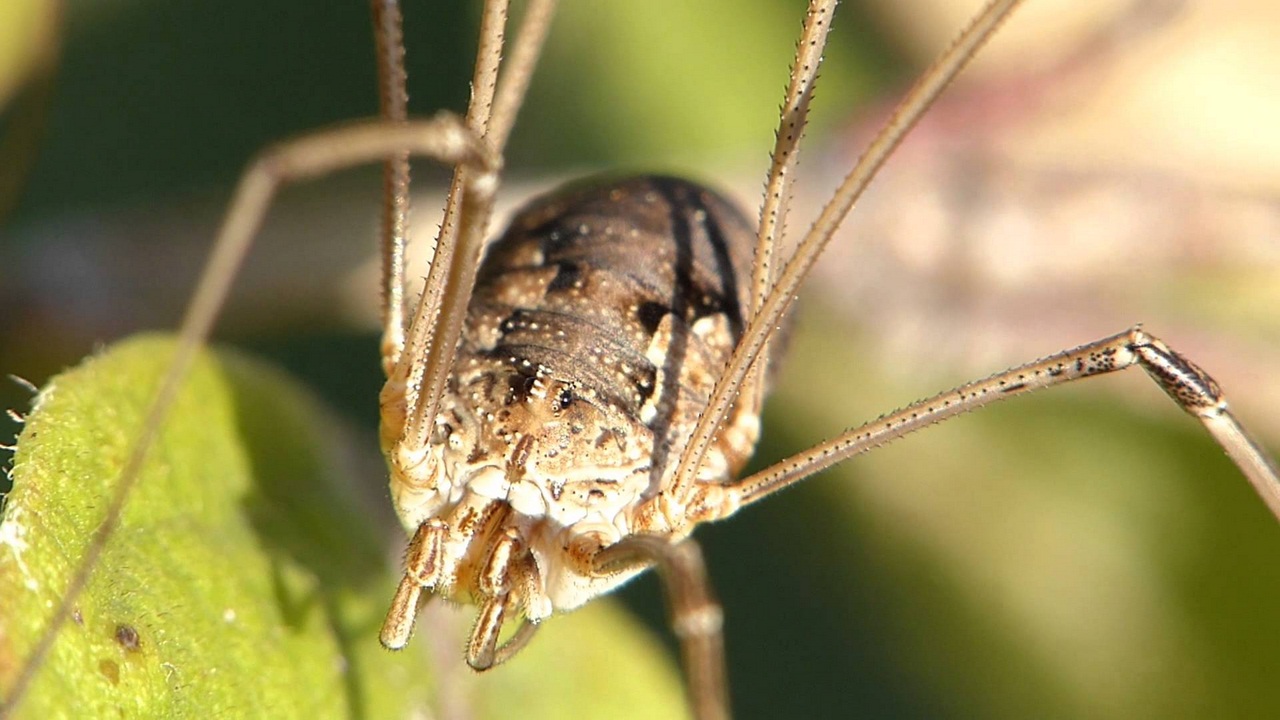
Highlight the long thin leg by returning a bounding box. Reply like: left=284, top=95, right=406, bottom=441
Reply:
left=690, top=327, right=1280, bottom=524
left=371, top=0, right=412, bottom=374
left=668, top=0, right=1026, bottom=511
left=750, top=0, right=833, bottom=318
left=488, top=0, right=558, bottom=153
left=595, top=536, right=727, bottom=720
left=393, top=0, right=556, bottom=455
left=742, top=0, right=835, bottom=422
left=394, top=0, right=511, bottom=452
left=4, top=115, right=493, bottom=713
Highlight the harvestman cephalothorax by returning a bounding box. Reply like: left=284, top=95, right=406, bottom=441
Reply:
left=5, top=1, right=1280, bottom=718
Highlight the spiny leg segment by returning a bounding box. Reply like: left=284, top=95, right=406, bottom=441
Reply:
left=384, top=0, right=557, bottom=461
left=704, top=327, right=1280, bottom=518
left=667, top=0, right=1026, bottom=514
left=376, top=0, right=559, bottom=651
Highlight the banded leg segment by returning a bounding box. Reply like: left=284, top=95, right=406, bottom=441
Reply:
left=694, top=327, right=1280, bottom=523
left=381, top=520, right=447, bottom=649
left=595, top=536, right=727, bottom=720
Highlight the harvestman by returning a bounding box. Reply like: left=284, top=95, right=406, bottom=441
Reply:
left=7, top=1, right=1280, bottom=719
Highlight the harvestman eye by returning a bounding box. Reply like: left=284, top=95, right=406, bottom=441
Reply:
left=3, top=1, right=1278, bottom=719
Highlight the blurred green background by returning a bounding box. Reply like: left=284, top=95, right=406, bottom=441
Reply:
left=3, top=0, right=1280, bottom=718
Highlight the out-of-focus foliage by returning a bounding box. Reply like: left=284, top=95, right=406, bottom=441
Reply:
left=0, top=0, right=56, bottom=111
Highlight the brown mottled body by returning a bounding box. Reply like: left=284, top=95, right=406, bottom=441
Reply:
left=384, top=176, right=772, bottom=642
left=469, top=176, right=762, bottom=479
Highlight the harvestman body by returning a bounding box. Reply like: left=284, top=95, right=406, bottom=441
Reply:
left=378, top=175, right=766, bottom=667
left=6, top=1, right=1280, bottom=719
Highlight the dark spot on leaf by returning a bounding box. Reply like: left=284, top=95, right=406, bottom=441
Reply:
left=115, top=624, right=141, bottom=652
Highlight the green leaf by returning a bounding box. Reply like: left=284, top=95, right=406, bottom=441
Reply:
left=0, top=335, right=685, bottom=718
